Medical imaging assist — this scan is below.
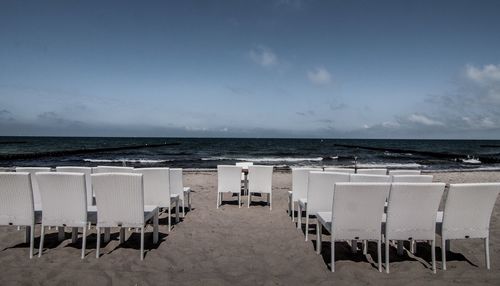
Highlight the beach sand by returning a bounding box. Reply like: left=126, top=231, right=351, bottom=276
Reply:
left=1, top=170, right=500, bottom=285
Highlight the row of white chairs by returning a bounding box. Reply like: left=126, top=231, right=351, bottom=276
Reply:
left=217, top=165, right=273, bottom=209
left=322, top=167, right=421, bottom=176
left=15, top=166, right=191, bottom=220
left=294, top=171, right=500, bottom=273
left=0, top=172, right=158, bottom=260
left=289, top=168, right=430, bottom=225
left=1, top=167, right=191, bottom=260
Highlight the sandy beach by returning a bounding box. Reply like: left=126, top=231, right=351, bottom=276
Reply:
left=1, top=170, right=500, bottom=285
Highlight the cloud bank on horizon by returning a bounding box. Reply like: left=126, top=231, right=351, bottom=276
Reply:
left=1, top=0, right=500, bottom=139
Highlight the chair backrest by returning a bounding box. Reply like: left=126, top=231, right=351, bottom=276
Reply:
left=0, top=172, right=34, bottom=226
left=291, top=167, right=322, bottom=201
left=332, top=183, right=391, bottom=240
left=133, top=168, right=171, bottom=208
left=442, top=183, right=500, bottom=239
left=248, top=165, right=273, bottom=194
left=323, top=167, right=355, bottom=174
left=350, top=174, right=391, bottom=183
left=92, top=173, right=145, bottom=228
left=36, top=172, right=87, bottom=227
left=169, top=168, right=184, bottom=197
left=217, top=165, right=242, bottom=194
left=386, top=183, right=445, bottom=240
left=15, top=167, right=51, bottom=206
left=93, top=166, right=134, bottom=173
left=56, top=167, right=93, bottom=206
left=391, top=175, right=433, bottom=183
left=236, top=162, right=253, bottom=170
left=388, top=170, right=421, bottom=175
left=356, top=168, right=387, bottom=175
left=307, top=172, right=350, bottom=215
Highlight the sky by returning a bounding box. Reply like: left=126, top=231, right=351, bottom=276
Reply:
left=1, top=0, right=500, bottom=139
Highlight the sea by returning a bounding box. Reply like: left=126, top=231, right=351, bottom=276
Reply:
left=1, top=137, right=500, bottom=171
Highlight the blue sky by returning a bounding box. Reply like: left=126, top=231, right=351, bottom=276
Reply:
left=1, top=0, right=500, bottom=139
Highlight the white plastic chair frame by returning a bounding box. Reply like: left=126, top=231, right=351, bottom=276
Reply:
left=385, top=183, right=445, bottom=273
left=247, top=165, right=273, bottom=210
left=316, top=182, right=391, bottom=272
left=92, top=173, right=159, bottom=260
left=36, top=172, right=89, bottom=259
left=356, top=169, right=388, bottom=175
left=56, top=167, right=93, bottom=206
left=0, top=172, right=38, bottom=258
left=15, top=167, right=51, bottom=208
left=170, top=168, right=192, bottom=217
left=439, top=183, right=500, bottom=270
left=290, top=168, right=321, bottom=225
left=217, top=165, right=243, bottom=208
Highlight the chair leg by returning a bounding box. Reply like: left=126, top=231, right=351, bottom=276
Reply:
left=153, top=209, right=159, bottom=244
left=119, top=228, right=125, bottom=244
left=269, top=193, right=272, bottom=211
left=188, top=191, right=192, bottom=209
left=96, top=227, right=101, bottom=258
left=291, top=201, right=295, bottom=222
left=431, top=239, right=436, bottom=273
left=168, top=206, right=171, bottom=232
left=176, top=199, right=180, bottom=223
left=378, top=239, right=382, bottom=272
left=351, top=240, right=357, bottom=253
left=38, top=225, right=45, bottom=258
left=29, top=225, right=35, bottom=259
left=397, top=240, right=404, bottom=256
left=297, top=204, right=302, bottom=230
left=238, top=192, right=241, bottom=208
left=81, top=226, right=87, bottom=259
left=305, top=215, right=309, bottom=241
left=485, top=236, right=490, bottom=270
left=385, top=237, right=390, bottom=273
left=288, top=193, right=291, bottom=218
left=72, top=227, right=78, bottom=244
left=316, top=221, right=322, bottom=254
left=363, top=240, right=368, bottom=255
left=247, top=191, right=251, bottom=208
left=331, top=236, right=335, bottom=272
left=216, top=192, right=220, bottom=209
left=140, top=227, right=145, bottom=261
left=182, top=198, right=186, bottom=217
left=442, top=237, right=447, bottom=270
left=58, top=227, right=65, bottom=241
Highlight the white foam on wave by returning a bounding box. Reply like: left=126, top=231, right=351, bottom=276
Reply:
left=83, top=158, right=171, bottom=163
left=201, top=156, right=324, bottom=162
left=356, top=162, right=422, bottom=168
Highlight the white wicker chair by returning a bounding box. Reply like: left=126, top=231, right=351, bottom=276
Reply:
left=350, top=174, right=391, bottom=183
left=56, top=167, right=93, bottom=206
left=134, top=168, right=179, bottom=231
left=290, top=167, right=322, bottom=226
left=391, top=175, right=433, bottom=183
left=439, top=183, right=500, bottom=270
left=15, top=167, right=51, bottom=209
left=93, top=166, right=134, bottom=173
left=356, top=169, right=387, bottom=175
left=323, top=167, right=355, bottom=174
left=169, top=168, right=191, bottom=217
left=0, top=172, right=40, bottom=258
left=301, top=171, right=349, bottom=241
left=217, top=165, right=243, bottom=208
left=385, top=183, right=445, bottom=273
left=92, top=173, right=159, bottom=260
left=247, top=165, right=273, bottom=210
left=36, top=172, right=89, bottom=259
left=316, top=182, right=391, bottom=272
left=388, top=170, right=421, bottom=176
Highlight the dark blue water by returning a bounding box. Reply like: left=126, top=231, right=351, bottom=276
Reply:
left=1, top=137, right=500, bottom=171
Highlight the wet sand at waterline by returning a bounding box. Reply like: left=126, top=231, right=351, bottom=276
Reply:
left=1, top=171, right=500, bottom=285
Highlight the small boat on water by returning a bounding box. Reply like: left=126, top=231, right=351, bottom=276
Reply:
left=461, top=155, right=481, bottom=164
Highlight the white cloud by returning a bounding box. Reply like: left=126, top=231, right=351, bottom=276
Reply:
left=465, top=64, right=500, bottom=83
left=249, top=46, right=278, bottom=68
left=381, top=121, right=400, bottom=128
left=407, top=114, right=444, bottom=126
left=307, top=67, right=331, bottom=85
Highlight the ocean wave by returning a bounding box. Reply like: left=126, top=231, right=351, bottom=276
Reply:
left=83, top=158, right=172, bottom=164
left=201, top=156, right=324, bottom=162
left=356, top=162, right=422, bottom=168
